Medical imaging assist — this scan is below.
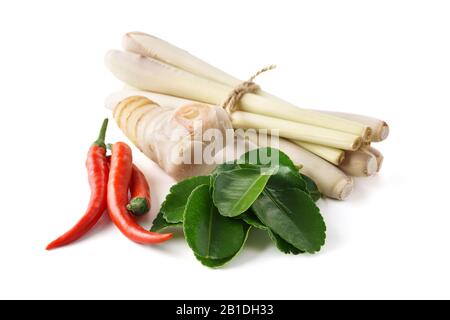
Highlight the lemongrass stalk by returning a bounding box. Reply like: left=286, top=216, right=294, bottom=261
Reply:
left=231, top=111, right=361, bottom=151
left=104, top=52, right=362, bottom=150
left=123, top=32, right=239, bottom=89
left=366, top=147, right=384, bottom=172
left=291, top=141, right=345, bottom=165
left=239, top=131, right=353, bottom=200
left=120, top=34, right=371, bottom=139
left=105, top=50, right=226, bottom=103
left=339, top=150, right=377, bottom=177
left=105, top=88, right=194, bottom=111
left=239, top=95, right=371, bottom=142
left=320, top=111, right=389, bottom=142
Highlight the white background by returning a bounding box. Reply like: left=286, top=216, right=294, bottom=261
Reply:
left=0, top=0, right=449, bottom=300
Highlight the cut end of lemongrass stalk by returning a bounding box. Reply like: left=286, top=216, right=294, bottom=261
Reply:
left=334, top=177, right=354, bottom=200
left=368, top=147, right=384, bottom=172
left=366, top=156, right=378, bottom=176
left=352, top=137, right=363, bottom=151
left=339, top=150, right=378, bottom=177
left=378, top=122, right=390, bottom=141
left=363, top=127, right=372, bottom=142
left=319, top=110, right=389, bottom=142
left=292, top=140, right=345, bottom=165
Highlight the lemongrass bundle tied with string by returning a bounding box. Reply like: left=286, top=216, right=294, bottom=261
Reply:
left=122, top=32, right=372, bottom=141
left=105, top=50, right=370, bottom=143
left=105, top=50, right=363, bottom=151
left=104, top=31, right=390, bottom=201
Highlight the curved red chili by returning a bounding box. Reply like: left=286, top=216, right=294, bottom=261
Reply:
left=107, top=142, right=172, bottom=244
left=127, top=164, right=151, bottom=216
left=105, top=157, right=151, bottom=216
left=47, top=119, right=109, bottom=250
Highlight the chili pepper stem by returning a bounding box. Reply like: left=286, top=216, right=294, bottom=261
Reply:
left=93, top=118, right=109, bottom=149
left=127, top=197, right=150, bottom=216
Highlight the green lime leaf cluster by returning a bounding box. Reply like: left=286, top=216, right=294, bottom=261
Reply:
left=151, top=148, right=325, bottom=267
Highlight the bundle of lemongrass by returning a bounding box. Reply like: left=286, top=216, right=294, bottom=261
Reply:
left=104, top=32, right=389, bottom=200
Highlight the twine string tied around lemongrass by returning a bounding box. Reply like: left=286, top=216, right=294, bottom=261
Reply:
left=221, top=65, right=276, bottom=114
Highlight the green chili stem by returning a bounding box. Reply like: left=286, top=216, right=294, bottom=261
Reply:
left=93, top=118, right=109, bottom=148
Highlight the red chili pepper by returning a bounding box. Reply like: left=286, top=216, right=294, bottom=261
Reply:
left=105, top=156, right=151, bottom=216
left=127, top=164, right=151, bottom=216
left=47, top=119, right=109, bottom=250
left=107, top=142, right=172, bottom=244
